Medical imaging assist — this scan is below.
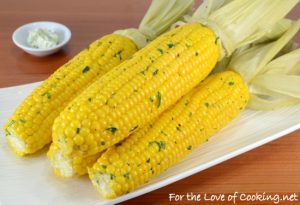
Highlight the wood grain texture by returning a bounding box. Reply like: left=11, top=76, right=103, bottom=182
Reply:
left=0, top=0, right=299, bottom=204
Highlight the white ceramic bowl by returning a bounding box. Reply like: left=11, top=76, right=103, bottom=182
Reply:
left=12, top=21, right=71, bottom=57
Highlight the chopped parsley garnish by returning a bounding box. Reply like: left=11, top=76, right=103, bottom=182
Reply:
left=82, top=66, right=90, bottom=73
left=204, top=102, right=209, bottom=108
left=167, top=43, right=174, bottom=48
left=228, top=81, right=235, bottom=86
left=157, top=91, right=161, bottom=108
left=157, top=48, right=164, bottom=54
left=149, top=141, right=166, bottom=152
left=41, top=91, right=52, bottom=99
left=76, top=128, right=81, bottom=134
left=153, top=69, right=159, bottom=76
left=20, top=119, right=26, bottom=123
left=146, top=158, right=151, bottom=163
left=187, top=145, right=192, bottom=150
left=113, top=50, right=123, bottom=60
left=123, top=172, right=130, bottom=179
left=106, top=127, right=118, bottom=135
left=160, top=130, right=167, bottom=136
left=101, top=141, right=106, bottom=145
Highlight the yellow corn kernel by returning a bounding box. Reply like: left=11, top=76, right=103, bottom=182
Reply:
left=49, top=23, right=220, bottom=177
left=4, top=34, right=137, bottom=156
left=88, top=71, right=249, bottom=199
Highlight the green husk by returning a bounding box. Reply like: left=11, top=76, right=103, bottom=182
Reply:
left=115, top=0, right=194, bottom=48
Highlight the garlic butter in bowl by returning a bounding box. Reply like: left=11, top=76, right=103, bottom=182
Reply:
left=12, top=21, right=71, bottom=57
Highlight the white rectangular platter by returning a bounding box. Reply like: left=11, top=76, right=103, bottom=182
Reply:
left=0, top=82, right=300, bottom=205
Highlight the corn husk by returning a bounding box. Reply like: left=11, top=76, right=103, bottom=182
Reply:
left=228, top=20, right=300, bottom=110
left=213, top=19, right=293, bottom=74
left=173, top=0, right=299, bottom=60
left=115, top=0, right=194, bottom=48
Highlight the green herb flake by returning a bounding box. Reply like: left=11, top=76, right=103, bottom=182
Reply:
left=101, top=141, right=106, bottom=145
left=195, top=52, right=199, bottom=56
left=110, top=174, right=115, bottom=180
left=149, top=96, right=154, bottom=102
left=188, top=112, right=193, bottom=117
left=160, top=130, right=167, bottom=136
left=106, top=127, right=118, bottom=135
left=153, top=69, right=159, bottom=76
left=82, top=66, right=90, bottom=74
left=102, top=165, right=107, bottom=169
left=157, top=91, right=161, bottom=108
left=157, top=48, right=164, bottom=54
left=88, top=98, right=92, bottom=102
left=187, top=145, right=192, bottom=150
left=113, top=50, right=123, bottom=60
left=167, top=43, right=174, bottom=48
left=185, top=43, right=191, bottom=48
left=20, top=119, right=26, bottom=123
left=146, top=158, right=151, bottom=163
left=228, top=81, right=235, bottom=86
left=129, top=125, right=139, bottom=132
left=41, top=91, right=52, bottom=99
left=151, top=168, right=155, bottom=174
left=76, top=128, right=81, bottom=134
left=140, top=70, right=146, bottom=75
left=184, top=100, right=189, bottom=106
left=123, top=172, right=130, bottom=179
left=149, top=141, right=166, bottom=152
left=204, top=102, right=209, bottom=108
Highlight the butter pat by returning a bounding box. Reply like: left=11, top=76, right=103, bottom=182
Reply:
left=27, top=28, right=59, bottom=49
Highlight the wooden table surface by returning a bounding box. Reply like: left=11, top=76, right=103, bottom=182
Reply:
left=0, top=0, right=300, bottom=204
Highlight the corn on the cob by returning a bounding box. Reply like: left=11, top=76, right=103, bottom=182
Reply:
left=48, top=0, right=298, bottom=177
left=88, top=71, right=249, bottom=199
left=4, top=0, right=194, bottom=156
left=48, top=0, right=297, bottom=177
left=4, top=34, right=138, bottom=156
left=48, top=23, right=220, bottom=177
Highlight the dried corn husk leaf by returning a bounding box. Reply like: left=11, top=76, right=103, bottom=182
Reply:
left=227, top=20, right=300, bottom=110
